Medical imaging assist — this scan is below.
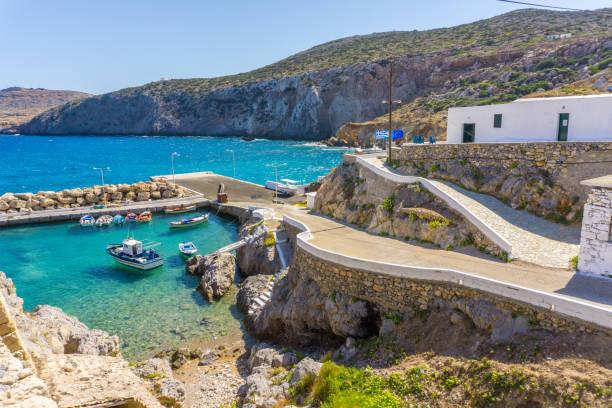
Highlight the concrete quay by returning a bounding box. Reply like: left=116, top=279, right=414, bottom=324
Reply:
left=0, top=195, right=209, bottom=227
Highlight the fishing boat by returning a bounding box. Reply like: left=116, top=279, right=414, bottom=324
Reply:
left=106, top=238, right=163, bottom=270
left=113, top=214, right=125, bottom=225
left=125, top=213, right=138, bottom=222
left=178, top=242, right=198, bottom=257
left=80, top=214, right=95, bottom=227
left=164, top=204, right=196, bottom=214
left=241, top=136, right=255, bottom=142
left=95, top=215, right=113, bottom=227
left=169, top=213, right=209, bottom=229
left=138, top=211, right=153, bottom=223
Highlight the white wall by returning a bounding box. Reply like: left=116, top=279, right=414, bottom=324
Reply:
left=447, top=95, right=612, bottom=143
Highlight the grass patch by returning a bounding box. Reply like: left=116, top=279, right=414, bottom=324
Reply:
left=428, top=219, right=451, bottom=229
left=264, top=231, right=276, bottom=246
left=570, top=255, right=578, bottom=271
left=382, top=194, right=395, bottom=215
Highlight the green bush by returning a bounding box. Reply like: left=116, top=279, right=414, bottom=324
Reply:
left=382, top=195, right=395, bottom=214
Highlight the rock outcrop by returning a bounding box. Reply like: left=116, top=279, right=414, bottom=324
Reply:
left=0, top=179, right=190, bottom=214
left=0, top=272, right=162, bottom=407
left=187, top=252, right=236, bottom=301
left=236, top=220, right=280, bottom=277
left=314, top=161, right=502, bottom=256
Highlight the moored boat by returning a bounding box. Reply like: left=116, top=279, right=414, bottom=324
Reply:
left=80, top=214, right=95, bottom=227
left=113, top=214, right=125, bottom=225
left=106, top=238, right=163, bottom=270
left=125, top=213, right=138, bottom=222
left=164, top=204, right=196, bottom=214
left=138, top=211, right=153, bottom=223
left=178, top=241, right=198, bottom=257
left=95, top=215, right=113, bottom=227
left=169, top=213, right=209, bottom=229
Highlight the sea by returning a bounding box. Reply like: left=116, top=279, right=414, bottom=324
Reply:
left=0, top=134, right=347, bottom=359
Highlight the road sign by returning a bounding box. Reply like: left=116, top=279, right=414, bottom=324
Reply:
left=375, top=130, right=388, bottom=140
left=392, top=129, right=404, bottom=140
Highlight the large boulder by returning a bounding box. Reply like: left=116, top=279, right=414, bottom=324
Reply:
left=191, top=253, right=236, bottom=301
left=0, top=199, right=9, bottom=211
left=289, top=358, right=322, bottom=385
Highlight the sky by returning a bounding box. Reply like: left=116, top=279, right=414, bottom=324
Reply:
left=0, top=0, right=609, bottom=94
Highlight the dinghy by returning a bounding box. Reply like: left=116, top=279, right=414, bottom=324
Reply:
left=138, top=211, right=153, bottom=223
left=125, top=213, right=138, bottom=222
left=106, top=238, right=163, bottom=270
left=178, top=242, right=198, bottom=257
left=164, top=204, right=196, bottom=214
left=95, top=215, right=113, bottom=227
left=80, top=214, right=95, bottom=227
left=113, top=214, right=125, bottom=225
left=169, top=213, right=209, bottom=229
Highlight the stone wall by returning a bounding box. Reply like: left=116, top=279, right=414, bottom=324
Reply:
left=0, top=180, right=191, bottom=215
left=292, top=246, right=605, bottom=335
left=579, top=185, right=612, bottom=276
left=395, top=142, right=612, bottom=223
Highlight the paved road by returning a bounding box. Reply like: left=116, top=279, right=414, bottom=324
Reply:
left=175, top=172, right=611, bottom=311
left=361, top=156, right=580, bottom=268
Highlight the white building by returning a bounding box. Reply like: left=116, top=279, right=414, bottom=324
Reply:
left=446, top=94, right=612, bottom=144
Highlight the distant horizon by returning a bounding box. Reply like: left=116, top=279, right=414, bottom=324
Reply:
left=1, top=0, right=610, bottom=94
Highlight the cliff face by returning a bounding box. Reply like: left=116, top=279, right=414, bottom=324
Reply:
left=20, top=55, right=440, bottom=139
left=18, top=8, right=611, bottom=139
left=0, top=87, right=90, bottom=131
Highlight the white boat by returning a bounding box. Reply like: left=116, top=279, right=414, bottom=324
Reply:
left=95, top=215, right=113, bottom=227
left=112, top=214, right=125, bottom=225
left=80, top=214, right=95, bottom=227
left=164, top=204, right=197, bottom=214
left=169, top=213, right=209, bottom=229
left=106, top=238, right=163, bottom=270
left=178, top=242, right=198, bottom=257
left=265, top=179, right=306, bottom=197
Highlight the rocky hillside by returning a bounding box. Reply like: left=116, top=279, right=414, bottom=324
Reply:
left=0, top=87, right=90, bottom=131
left=19, top=8, right=611, bottom=139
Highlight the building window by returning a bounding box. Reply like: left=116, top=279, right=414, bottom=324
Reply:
left=493, top=114, right=502, bottom=128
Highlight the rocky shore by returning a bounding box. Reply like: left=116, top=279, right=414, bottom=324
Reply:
left=0, top=179, right=191, bottom=215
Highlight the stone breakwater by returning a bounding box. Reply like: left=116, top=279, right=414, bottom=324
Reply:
left=395, top=141, right=612, bottom=223
left=0, top=180, right=191, bottom=214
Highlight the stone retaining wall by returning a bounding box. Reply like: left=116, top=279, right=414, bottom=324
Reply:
left=579, top=185, right=612, bottom=276
left=395, top=142, right=612, bottom=222
left=292, top=246, right=604, bottom=335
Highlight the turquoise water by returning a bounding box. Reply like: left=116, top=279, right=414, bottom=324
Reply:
left=0, top=135, right=346, bottom=194
left=0, top=212, right=239, bottom=359
left=0, top=134, right=346, bottom=359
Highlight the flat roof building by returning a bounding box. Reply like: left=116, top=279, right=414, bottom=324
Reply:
left=447, top=94, right=612, bottom=144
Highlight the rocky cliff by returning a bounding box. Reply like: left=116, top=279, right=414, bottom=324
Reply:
left=0, top=87, right=90, bottom=131
left=18, top=8, right=611, bottom=139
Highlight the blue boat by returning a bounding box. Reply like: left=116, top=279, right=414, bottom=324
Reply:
left=106, top=238, right=164, bottom=270
left=80, top=214, right=95, bottom=227
left=113, top=214, right=125, bottom=225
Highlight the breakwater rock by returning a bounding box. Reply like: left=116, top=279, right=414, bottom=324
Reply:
left=0, top=179, right=190, bottom=215
left=187, top=252, right=236, bottom=301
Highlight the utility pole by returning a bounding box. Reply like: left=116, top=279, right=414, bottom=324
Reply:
left=382, top=60, right=401, bottom=164
left=226, top=149, right=236, bottom=178
left=171, top=152, right=179, bottom=186
left=93, top=167, right=110, bottom=206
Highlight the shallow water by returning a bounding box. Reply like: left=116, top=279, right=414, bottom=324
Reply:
left=0, top=212, right=239, bottom=359
left=0, top=135, right=346, bottom=194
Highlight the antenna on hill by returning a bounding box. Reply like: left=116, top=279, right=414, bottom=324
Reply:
left=496, top=0, right=583, bottom=11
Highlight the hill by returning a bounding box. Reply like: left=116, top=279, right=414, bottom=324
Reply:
left=0, top=87, right=90, bottom=131
left=19, top=8, right=612, bottom=139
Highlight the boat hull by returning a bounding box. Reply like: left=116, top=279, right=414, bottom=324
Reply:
left=110, top=255, right=164, bottom=270
left=164, top=205, right=196, bottom=214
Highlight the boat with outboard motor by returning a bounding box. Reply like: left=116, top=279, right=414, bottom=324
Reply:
left=80, top=214, right=95, bottom=227
left=95, top=215, right=113, bottom=227
left=125, top=213, right=138, bottom=222
left=169, top=213, right=209, bottom=229
left=113, top=214, right=125, bottom=225
left=106, top=238, right=163, bottom=270
left=178, top=242, right=198, bottom=257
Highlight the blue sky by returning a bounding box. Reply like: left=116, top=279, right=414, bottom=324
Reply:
left=0, top=0, right=609, bottom=94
